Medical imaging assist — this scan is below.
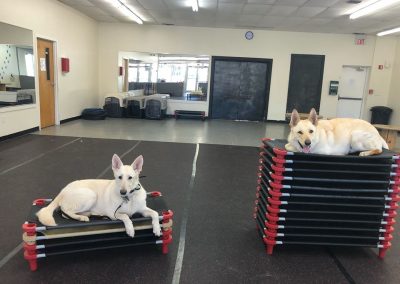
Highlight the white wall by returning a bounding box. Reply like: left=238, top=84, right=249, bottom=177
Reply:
left=388, top=37, right=400, bottom=126
left=98, top=23, right=396, bottom=120
left=0, top=0, right=98, bottom=137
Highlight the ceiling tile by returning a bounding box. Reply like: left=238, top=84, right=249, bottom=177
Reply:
left=218, top=3, right=245, bottom=14
left=268, top=5, right=298, bottom=16
left=247, top=0, right=276, bottom=4
left=148, top=9, right=172, bottom=19
left=164, top=0, right=191, bottom=9
left=293, top=6, right=326, bottom=17
left=275, top=0, right=308, bottom=6
left=303, top=0, right=341, bottom=7
left=219, top=0, right=247, bottom=3
left=242, top=4, right=272, bottom=15
left=60, top=0, right=95, bottom=6
left=198, top=1, right=218, bottom=10
left=136, top=0, right=168, bottom=10
left=316, top=8, right=346, bottom=18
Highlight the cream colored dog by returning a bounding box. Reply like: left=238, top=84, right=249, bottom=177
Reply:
left=36, top=154, right=161, bottom=238
left=285, top=108, right=388, bottom=156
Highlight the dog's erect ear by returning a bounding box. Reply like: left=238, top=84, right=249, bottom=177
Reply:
left=289, top=109, right=300, bottom=127
left=112, top=154, right=123, bottom=171
left=132, top=155, right=143, bottom=173
left=308, top=108, right=318, bottom=126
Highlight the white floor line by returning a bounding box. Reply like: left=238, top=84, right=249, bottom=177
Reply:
left=172, top=143, right=199, bottom=284
left=0, top=243, right=23, bottom=270
left=0, top=137, right=81, bottom=175
left=95, top=141, right=142, bottom=178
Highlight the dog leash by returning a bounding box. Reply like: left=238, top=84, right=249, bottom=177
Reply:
left=113, top=196, right=129, bottom=219
left=113, top=183, right=142, bottom=219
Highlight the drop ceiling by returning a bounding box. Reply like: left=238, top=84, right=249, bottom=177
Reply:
left=58, top=0, right=400, bottom=35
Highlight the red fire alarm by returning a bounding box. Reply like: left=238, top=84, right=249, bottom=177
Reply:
left=61, top=58, right=69, bottom=73
left=378, top=65, right=384, bottom=70
left=119, top=66, right=123, bottom=76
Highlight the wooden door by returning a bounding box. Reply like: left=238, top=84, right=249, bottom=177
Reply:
left=286, top=54, right=325, bottom=113
left=37, top=38, right=55, bottom=128
left=123, top=58, right=129, bottom=92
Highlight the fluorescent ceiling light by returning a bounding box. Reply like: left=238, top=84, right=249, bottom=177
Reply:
left=349, top=0, right=400, bottom=20
left=192, top=0, right=199, bottom=12
left=377, top=26, right=400, bottom=36
left=107, top=0, right=143, bottom=24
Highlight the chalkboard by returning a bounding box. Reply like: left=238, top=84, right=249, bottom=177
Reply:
left=286, top=54, right=325, bottom=113
left=209, top=56, right=272, bottom=121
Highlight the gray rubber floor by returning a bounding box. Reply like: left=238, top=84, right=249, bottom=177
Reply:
left=0, top=135, right=398, bottom=283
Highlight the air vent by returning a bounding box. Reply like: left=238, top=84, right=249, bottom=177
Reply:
left=162, top=23, right=174, bottom=26
left=347, top=0, right=362, bottom=4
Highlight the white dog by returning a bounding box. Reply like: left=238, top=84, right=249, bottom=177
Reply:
left=36, top=154, right=161, bottom=237
left=285, top=108, right=388, bottom=156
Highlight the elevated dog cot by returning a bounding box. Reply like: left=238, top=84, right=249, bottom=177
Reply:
left=22, top=191, right=173, bottom=271
left=254, top=138, right=399, bottom=258
left=144, top=94, right=169, bottom=120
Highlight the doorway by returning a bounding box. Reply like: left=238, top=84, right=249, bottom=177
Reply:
left=37, top=38, right=55, bottom=128
left=209, top=56, right=272, bottom=121
left=286, top=54, right=325, bottom=113
left=336, top=66, right=369, bottom=119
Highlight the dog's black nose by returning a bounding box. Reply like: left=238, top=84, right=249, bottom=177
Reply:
left=305, top=140, right=311, bottom=146
left=120, top=189, right=127, bottom=195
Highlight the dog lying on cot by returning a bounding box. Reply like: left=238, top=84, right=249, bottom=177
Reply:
left=36, top=154, right=161, bottom=237
left=285, top=108, right=388, bottom=156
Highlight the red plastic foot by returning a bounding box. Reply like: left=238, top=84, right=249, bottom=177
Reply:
left=267, top=245, right=274, bottom=255
left=24, top=250, right=38, bottom=271
left=378, top=248, right=387, bottom=259
left=162, top=244, right=169, bottom=254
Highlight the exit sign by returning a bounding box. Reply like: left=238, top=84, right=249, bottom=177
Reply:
left=356, top=38, right=365, bottom=45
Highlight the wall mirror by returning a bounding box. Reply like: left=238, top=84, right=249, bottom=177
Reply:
left=0, top=21, right=35, bottom=108
left=119, top=51, right=210, bottom=102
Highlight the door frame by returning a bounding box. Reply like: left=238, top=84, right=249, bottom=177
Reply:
left=35, top=35, right=59, bottom=128
left=208, top=56, right=273, bottom=121
left=338, top=65, right=370, bottom=119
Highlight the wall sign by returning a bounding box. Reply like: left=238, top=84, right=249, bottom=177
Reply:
left=40, top=58, right=46, bottom=71
left=329, top=80, right=339, bottom=95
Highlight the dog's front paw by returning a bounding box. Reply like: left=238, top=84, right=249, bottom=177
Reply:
left=79, top=216, right=90, bottom=222
left=153, top=223, right=161, bottom=237
left=126, top=225, right=135, bottom=238
left=285, top=143, right=296, bottom=151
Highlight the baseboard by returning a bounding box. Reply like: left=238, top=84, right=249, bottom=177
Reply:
left=61, top=115, right=82, bottom=124
left=266, top=120, right=287, bottom=124
left=0, top=126, right=39, bottom=142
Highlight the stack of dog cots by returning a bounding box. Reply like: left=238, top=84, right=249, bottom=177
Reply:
left=255, top=138, right=399, bottom=258
left=22, top=191, right=173, bottom=271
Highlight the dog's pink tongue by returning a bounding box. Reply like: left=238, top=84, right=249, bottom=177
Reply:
left=303, top=146, right=311, bottom=153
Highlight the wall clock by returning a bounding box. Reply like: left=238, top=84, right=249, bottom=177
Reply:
left=245, top=31, right=254, bottom=40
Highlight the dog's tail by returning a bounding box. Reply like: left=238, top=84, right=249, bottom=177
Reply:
left=36, top=193, right=63, bottom=226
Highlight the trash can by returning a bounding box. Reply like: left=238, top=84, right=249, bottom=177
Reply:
left=370, top=106, right=392, bottom=125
